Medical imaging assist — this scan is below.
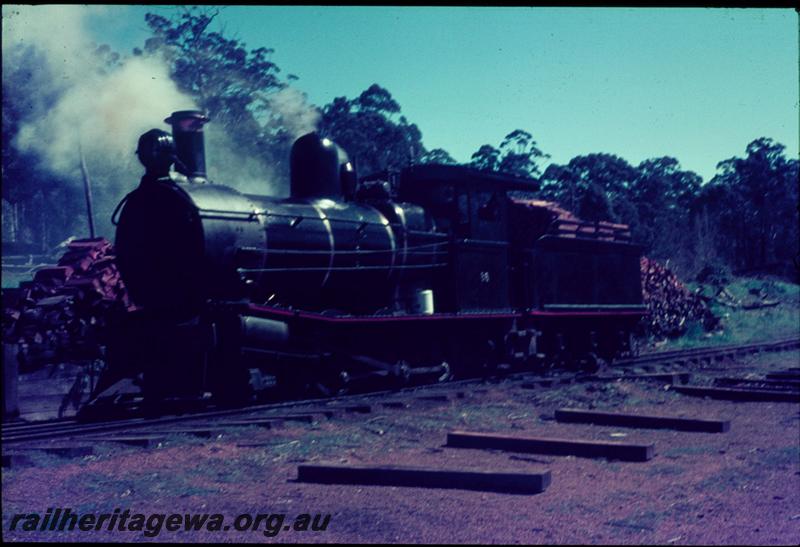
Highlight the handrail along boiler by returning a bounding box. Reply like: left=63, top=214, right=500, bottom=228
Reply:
left=102, top=110, right=644, bottom=401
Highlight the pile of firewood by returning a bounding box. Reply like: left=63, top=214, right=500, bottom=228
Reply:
left=640, top=256, right=718, bottom=338
left=713, top=286, right=780, bottom=310
left=3, top=238, right=131, bottom=371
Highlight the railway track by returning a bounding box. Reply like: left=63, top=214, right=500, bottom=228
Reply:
left=613, top=336, right=800, bottom=368
left=3, top=336, right=798, bottom=448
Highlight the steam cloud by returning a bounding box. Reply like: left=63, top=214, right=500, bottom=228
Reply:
left=3, top=6, right=195, bottom=178
left=205, top=123, right=287, bottom=197
left=16, top=58, right=195, bottom=177
left=3, top=5, right=322, bottom=240
left=268, top=87, right=321, bottom=140
left=204, top=86, right=321, bottom=196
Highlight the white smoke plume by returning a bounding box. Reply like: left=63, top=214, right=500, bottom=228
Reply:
left=3, top=5, right=196, bottom=182
left=200, top=86, right=321, bottom=197
left=2, top=4, right=96, bottom=74
left=3, top=5, right=324, bottom=241
left=202, top=86, right=320, bottom=196
left=204, top=123, right=287, bottom=197
left=16, top=58, right=195, bottom=177
left=267, top=86, right=321, bottom=140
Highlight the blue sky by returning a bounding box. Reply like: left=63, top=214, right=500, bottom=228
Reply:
left=76, top=6, right=800, bottom=181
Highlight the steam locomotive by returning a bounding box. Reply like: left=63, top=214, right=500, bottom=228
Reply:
left=94, top=110, right=644, bottom=403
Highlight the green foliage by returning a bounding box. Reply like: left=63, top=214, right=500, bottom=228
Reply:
left=469, top=129, right=548, bottom=179
left=143, top=8, right=283, bottom=126
left=318, top=84, right=428, bottom=177
left=469, top=144, right=501, bottom=172
left=540, top=153, right=638, bottom=224
left=696, top=138, right=799, bottom=275
left=420, top=148, right=457, bottom=165
left=497, top=129, right=549, bottom=178
left=537, top=142, right=797, bottom=282
left=142, top=7, right=303, bottom=187
left=578, top=182, right=614, bottom=221
left=629, top=156, right=701, bottom=261
left=695, top=263, right=732, bottom=286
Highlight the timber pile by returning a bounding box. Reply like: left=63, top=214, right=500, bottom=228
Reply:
left=511, top=199, right=580, bottom=223
left=714, top=286, right=780, bottom=310
left=3, top=238, right=131, bottom=371
left=522, top=200, right=633, bottom=243
left=510, top=199, right=632, bottom=244
left=640, top=257, right=718, bottom=337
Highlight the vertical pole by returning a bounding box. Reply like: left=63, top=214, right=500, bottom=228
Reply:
left=39, top=191, right=46, bottom=252
left=79, top=143, right=96, bottom=239
left=11, top=202, right=17, bottom=242
left=3, top=343, right=20, bottom=420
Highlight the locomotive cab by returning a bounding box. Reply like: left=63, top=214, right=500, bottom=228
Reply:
left=397, top=165, right=539, bottom=313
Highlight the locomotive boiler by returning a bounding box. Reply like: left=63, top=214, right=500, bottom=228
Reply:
left=94, top=110, right=645, bottom=404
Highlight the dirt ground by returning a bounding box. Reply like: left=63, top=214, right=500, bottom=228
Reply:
left=2, top=350, right=799, bottom=544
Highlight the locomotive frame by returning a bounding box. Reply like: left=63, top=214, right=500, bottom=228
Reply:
left=88, top=111, right=645, bottom=407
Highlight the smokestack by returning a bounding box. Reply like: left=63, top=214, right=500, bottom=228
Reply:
left=165, top=110, right=209, bottom=180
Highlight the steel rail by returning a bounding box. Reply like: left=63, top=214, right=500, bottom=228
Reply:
left=3, top=336, right=797, bottom=446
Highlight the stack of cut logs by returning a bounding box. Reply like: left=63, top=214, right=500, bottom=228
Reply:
left=3, top=238, right=131, bottom=371
left=640, top=256, right=718, bottom=338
